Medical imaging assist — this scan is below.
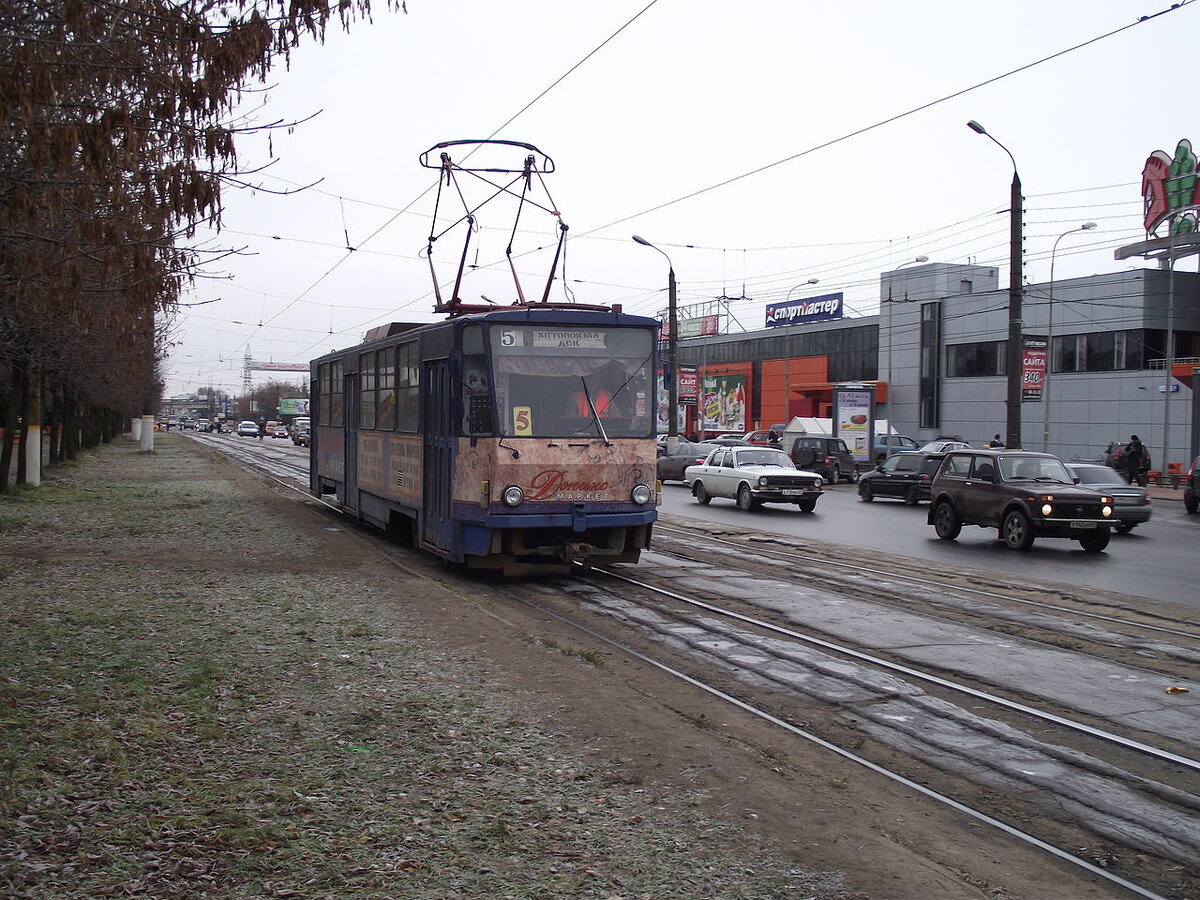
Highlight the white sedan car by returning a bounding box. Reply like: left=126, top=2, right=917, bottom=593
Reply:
left=236, top=420, right=260, bottom=437
left=685, top=445, right=824, bottom=512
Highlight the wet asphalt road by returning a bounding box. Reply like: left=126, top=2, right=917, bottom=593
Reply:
left=657, top=480, right=1198, bottom=609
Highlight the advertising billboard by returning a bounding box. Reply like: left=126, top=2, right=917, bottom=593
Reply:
left=1021, top=335, right=1047, bottom=402
left=700, top=374, right=746, bottom=433
left=832, top=384, right=874, bottom=465
left=764, top=292, right=844, bottom=328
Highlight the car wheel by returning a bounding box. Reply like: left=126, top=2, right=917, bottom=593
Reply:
left=795, top=447, right=817, bottom=467
left=1185, top=493, right=1198, bottom=514
left=903, top=486, right=920, bottom=506
left=932, top=502, right=961, bottom=541
left=797, top=498, right=817, bottom=512
left=693, top=482, right=711, bottom=505
left=1079, top=528, right=1110, bottom=553
left=1001, top=510, right=1035, bottom=551
left=736, top=484, right=756, bottom=511
left=847, top=467, right=859, bottom=484
left=1114, top=522, right=1135, bottom=534
left=830, top=465, right=841, bottom=484
left=858, top=482, right=874, bottom=502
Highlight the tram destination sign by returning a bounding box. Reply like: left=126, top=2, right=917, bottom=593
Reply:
left=764, top=292, right=844, bottom=328
left=500, top=328, right=608, bottom=350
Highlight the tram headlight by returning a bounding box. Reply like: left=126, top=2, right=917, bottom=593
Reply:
left=631, top=483, right=653, bottom=505
left=501, top=485, right=524, bottom=507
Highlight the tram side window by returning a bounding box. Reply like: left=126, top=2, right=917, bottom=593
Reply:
left=328, top=357, right=343, bottom=427
left=360, top=351, right=376, bottom=429
left=396, top=341, right=419, bottom=432
left=318, top=362, right=330, bottom=426
left=378, top=346, right=396, bottom=431
left=461, top=325, right=494, bottom=435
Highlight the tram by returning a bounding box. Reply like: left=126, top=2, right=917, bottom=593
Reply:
left=309, top=140, right=660, bottom=574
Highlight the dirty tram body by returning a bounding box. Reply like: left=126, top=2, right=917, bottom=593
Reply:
left=310, top=141, right=660, bottom=574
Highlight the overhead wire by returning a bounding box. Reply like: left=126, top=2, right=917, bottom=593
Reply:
left=174, top=0, right=1191, bottom=389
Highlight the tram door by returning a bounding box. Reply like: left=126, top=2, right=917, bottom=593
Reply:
left=342, top=371, right=358, bottom=512
left=421, top=360, right=454, bottom=551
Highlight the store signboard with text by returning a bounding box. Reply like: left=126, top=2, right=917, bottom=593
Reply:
left=764, top=292, right=843, bottom=328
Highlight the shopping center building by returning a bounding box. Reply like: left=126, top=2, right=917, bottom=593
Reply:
left=675, top=260, right=1200, bottom=472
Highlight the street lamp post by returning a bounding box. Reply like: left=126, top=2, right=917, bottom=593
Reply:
left=786, top=278, right=819, bottom=303
left=632, top=235, right=678, bottom=443
left=883, top=257, right=928, bottom=457
left=968, top=120, right=1024, bottom=450
left=1040, top=222, right=1097, bottom=452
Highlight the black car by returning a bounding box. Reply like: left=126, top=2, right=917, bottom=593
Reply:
left=657, top=440, right=742, bottom=483
left=783, top=434, right=858, bottom=483
left=927, top=449, right=1115, bottom=552
left=857, top=451, right=944, bottom=505
left=1185, top=455, right=1199, bottom=515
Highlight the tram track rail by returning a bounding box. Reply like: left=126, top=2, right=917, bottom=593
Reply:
left=198, top=435, right=1199, bottom=899
left=652, top=518, right=1200, bottom=671
left=516, top=567, right=1198, bottom=899
left=500, top=577, right=1183, bottom=900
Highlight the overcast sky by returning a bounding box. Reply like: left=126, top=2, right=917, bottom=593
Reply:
left=165, top=0, right=1197, bottom=397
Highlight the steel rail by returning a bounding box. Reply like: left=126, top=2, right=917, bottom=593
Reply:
left=509, top=580, right=1173, bottom=900
left=590, top=565, right=1200, bottom=775
left=654, top=521, right=1200, bottom=641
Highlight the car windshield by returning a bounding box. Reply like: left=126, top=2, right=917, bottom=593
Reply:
left=735, top=449, right=795, bottom=468
left=999, top=456, right=1073, bottom=483
left=1069, top=465, right=1125, bottom=485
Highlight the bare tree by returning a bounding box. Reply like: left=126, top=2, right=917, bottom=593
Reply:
left=0, top=0, right=402, bottom=488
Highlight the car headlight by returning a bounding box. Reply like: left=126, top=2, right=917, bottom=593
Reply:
left=758, top=476, right=769, bottom=487
left=1041, top=503, right=1053, bottom=516
left=1102, top=504, right=1113, bottom=517
left=812, top=476, right=823, bottom=488
left=631, top=483, right=653, bottom=505
left=502, top=485, right=524, bottom=507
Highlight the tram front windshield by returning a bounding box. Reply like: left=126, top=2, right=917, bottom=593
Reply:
left=481, top=324, right=655, bottom=439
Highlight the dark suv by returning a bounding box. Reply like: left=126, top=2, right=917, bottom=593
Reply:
left=927, top=449, right=1116, bottom=552
left=784, top=435, right=858, bottom=483
left=857, top=451, right=944, bottom=505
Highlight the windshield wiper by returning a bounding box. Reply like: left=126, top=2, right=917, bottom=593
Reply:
left=579, top=377, right=611, bottom=445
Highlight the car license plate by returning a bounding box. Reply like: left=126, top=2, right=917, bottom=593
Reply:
left=782, top=489, right=805, bottom=496
left=1069, top=520, right=1097, bottom=529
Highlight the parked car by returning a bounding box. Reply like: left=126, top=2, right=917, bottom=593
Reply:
left=684, top=445, right=824, bottom=512
left=872, top=434, right=920, bottom=464
left=658, top=441, right=738, bottom=483
left=709, top=433, right=753, bottom=444
left=918, top=439, right=971, bottom=453
left=292, top=422, right=312, bottom=447
left=1184, top=455, right=1199, bottom=515
left=1101, top=440, right=1152, bottom=486
left=782, top=434, right=858, bottom=483
left=741, top=425, right=786, bottom=445
left=236, top=420, right=260, bottom=437
left=1064, top=463, right=1152, bottom=533
left=857, top=451, right=944, bottom=505
left=927, top=449, right=1115, bottom=552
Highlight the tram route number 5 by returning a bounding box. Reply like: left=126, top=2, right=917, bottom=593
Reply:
left=513, top=406, right=532, bottom=436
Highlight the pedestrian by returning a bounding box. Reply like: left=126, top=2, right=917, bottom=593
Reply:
left=1123, top=434, right=1146, bottom=485
left=988, top=433, right=1005, bottom=448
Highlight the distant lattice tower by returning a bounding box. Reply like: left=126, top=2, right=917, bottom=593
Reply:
left=242, top=351, right=253, bottom=396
